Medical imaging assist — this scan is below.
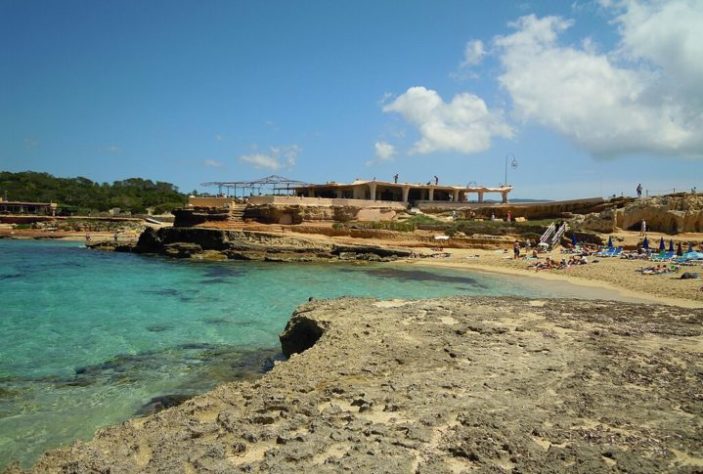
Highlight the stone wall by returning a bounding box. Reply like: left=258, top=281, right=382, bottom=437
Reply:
left=245, top=204, right=399, bottom=224
left=248, top=195, right=406, bottom=209
left=419, top=197, right=619, bottom=220
left=186, top=196, right=236, bottom=208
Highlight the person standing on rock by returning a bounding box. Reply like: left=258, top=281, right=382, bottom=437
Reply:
left=393, top=173, right=399, bottom=184
left=636, top=183, right=643, bottom=198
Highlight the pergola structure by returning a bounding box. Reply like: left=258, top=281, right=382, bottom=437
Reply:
left=201, top=175, right=308, bottom=198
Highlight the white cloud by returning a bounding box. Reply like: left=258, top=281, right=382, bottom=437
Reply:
left=238, top=145, right=300, bottom=171
left=378, top=92, right=394, bottom=106
left=204, top=159, right=223, bottom=168
left=613, top=0, right=703, bottom=106
left=494, top=4, right=703, bottom=157
left=462, top=39, right=485, bottom=66
left=374, top=141, right=396, bottom=161
left=382, top=86, right=513, bottom=154
left=239, top=153, right=281, bottom=171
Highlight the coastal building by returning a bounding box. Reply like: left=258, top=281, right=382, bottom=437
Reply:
left=183, top=176, right=514, bottom=226
left=294, top=179, right=512, bottom=204
left=0, top=198, right=57, bottom=216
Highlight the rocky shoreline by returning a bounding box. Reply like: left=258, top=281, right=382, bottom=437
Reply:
left=7, top=297, right=703, bottom=473
left=88, top=227, right=417, bottom=262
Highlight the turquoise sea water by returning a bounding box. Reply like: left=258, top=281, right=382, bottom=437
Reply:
left=0, top=239, right=623, bottom=468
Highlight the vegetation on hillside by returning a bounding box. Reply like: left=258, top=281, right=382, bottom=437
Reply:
left=333, top=214, right=550, bottom=240
left=0, top=171, right=187, bottom=214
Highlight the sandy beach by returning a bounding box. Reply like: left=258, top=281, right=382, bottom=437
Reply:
left=276, top=226, right=703, bottom=308
left=405, top=247, right=703, bottom=308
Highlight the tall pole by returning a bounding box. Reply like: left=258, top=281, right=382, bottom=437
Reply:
left=505, top=153, right=517, bottom=187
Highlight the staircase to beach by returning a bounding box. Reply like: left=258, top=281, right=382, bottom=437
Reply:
left=538, top=221, right=568, bottom=249
left=540, top=223, right=556, bottom=245
left=550, top=222, right=568, bottom=248
left=228, top=203, right=247, bottom=222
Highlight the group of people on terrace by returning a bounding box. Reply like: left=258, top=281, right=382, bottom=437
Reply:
left=391, top=174, right=439, bottom=186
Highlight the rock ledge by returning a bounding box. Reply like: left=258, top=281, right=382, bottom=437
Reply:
left=7, top=297, right=703, bottom=473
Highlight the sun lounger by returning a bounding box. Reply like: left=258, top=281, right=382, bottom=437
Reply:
left=675, top=251, right=703, bottom=264
left=595, top=247, right=614, bottom=257
left=651, top=250, right=675, bottom=262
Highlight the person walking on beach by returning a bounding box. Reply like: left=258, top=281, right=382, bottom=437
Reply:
left=636, top=183, right=643, bottom=198
left=513, top=241, right=520, bottom=259
left=641, top=219, right=647, bottom=235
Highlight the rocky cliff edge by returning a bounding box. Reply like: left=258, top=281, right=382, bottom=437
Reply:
left=7, top=297, right=703, bottom=473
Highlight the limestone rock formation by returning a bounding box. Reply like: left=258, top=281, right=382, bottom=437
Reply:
left=579, top=193, right=703, bottom=234
left=580, top=208, right=618, bottom=233
left=10, top=297, right=703, bottom=473
left=615, top=194, right=703, bottom=233
left=129, top=227, right=414, bottom=262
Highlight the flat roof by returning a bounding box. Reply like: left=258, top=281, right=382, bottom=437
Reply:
left=0, top=201, right=56, bottom=206
left=295, top=180, right=511, bottom=192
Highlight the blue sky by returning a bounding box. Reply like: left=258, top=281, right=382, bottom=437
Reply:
left=1, top=0, right=701, bottom=199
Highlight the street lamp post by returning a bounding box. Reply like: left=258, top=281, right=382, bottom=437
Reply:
left=504, top=153, right=518, bottom=187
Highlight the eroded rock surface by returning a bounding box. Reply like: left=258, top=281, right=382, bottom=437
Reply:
left=126, top=227, right=414, bottom=262
left=8, top=297, right=703, bottom=473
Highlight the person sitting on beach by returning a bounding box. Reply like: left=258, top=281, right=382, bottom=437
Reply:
left=530, top=257, right=558, bottom=271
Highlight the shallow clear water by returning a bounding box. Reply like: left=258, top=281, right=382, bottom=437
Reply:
left=0, top=239, right=617, bottom=468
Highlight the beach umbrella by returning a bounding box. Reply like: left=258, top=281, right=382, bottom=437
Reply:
left=642, top=236, right=649, bottom=250
left=607, top=236, right=614, bottom=249
left=669, top=239, right=674, bottom=252
left=659, top=237, right=665, bottom=251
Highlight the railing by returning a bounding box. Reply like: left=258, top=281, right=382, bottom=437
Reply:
left=551, top=222, right=568, bottom=247
left=540, top=223, right=556, bottom=244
